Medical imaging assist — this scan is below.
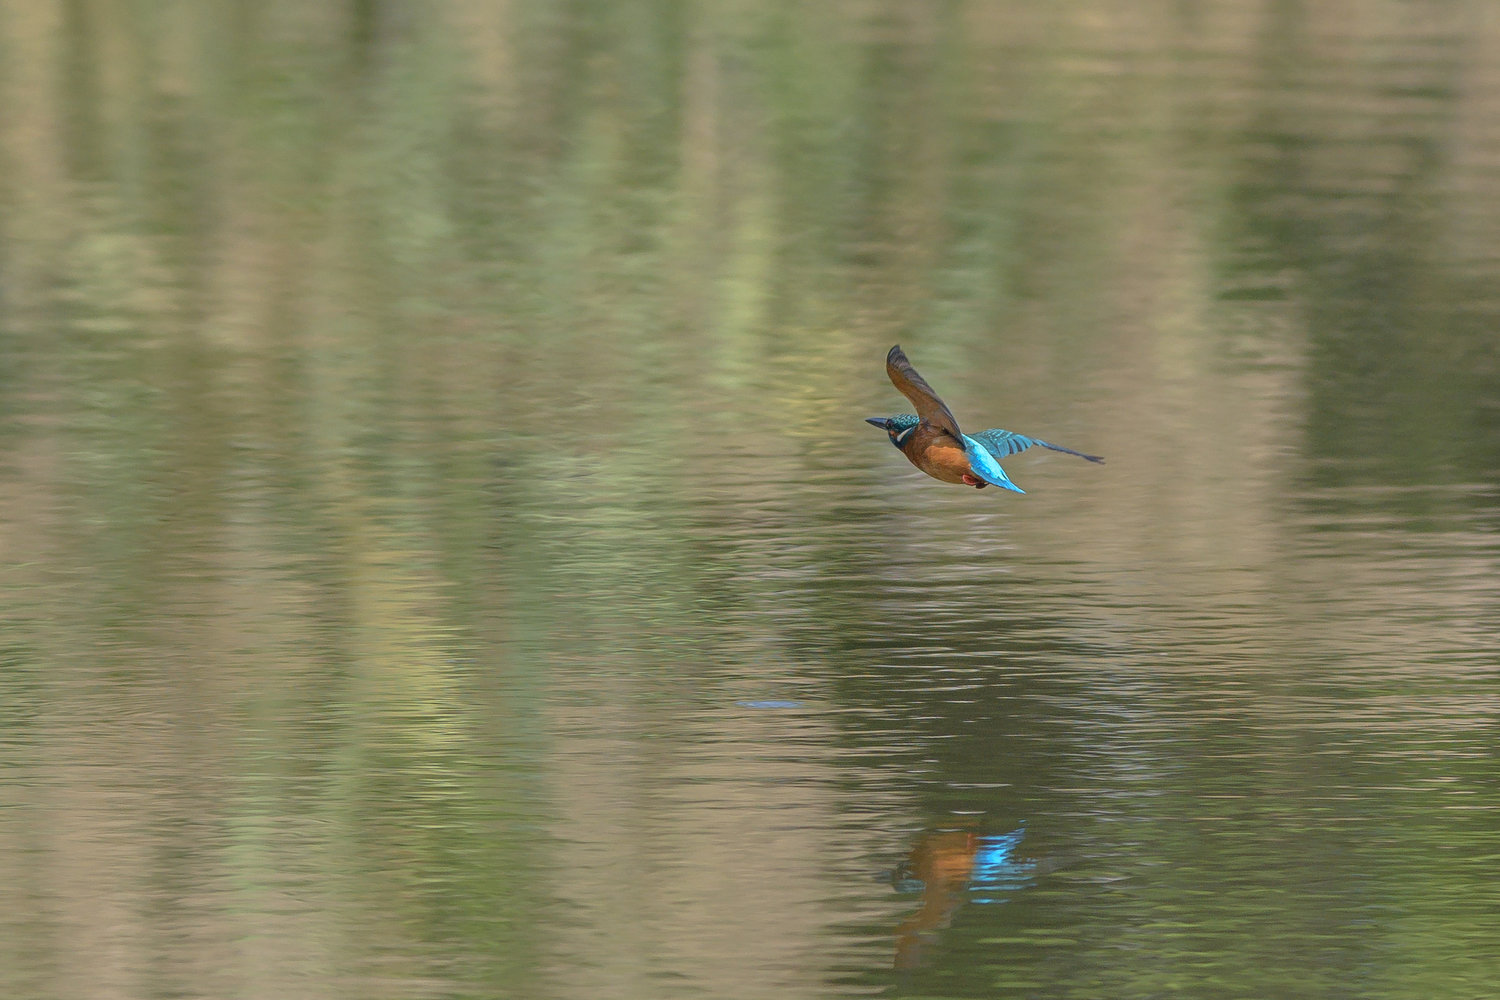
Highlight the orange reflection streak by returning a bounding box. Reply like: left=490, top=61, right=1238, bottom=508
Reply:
left=893, top=829, right=980, bottom=971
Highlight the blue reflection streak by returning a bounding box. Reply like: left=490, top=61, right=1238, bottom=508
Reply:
left=968, top=825, right=1037, bottom=903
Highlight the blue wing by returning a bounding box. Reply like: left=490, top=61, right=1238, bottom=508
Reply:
left=961, top=435, right=1026, bottom=494
left=971, top=428, right=1104, bottom=464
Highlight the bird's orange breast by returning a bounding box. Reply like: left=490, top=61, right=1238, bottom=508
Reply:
left=902, top=427, right=972, bottom=484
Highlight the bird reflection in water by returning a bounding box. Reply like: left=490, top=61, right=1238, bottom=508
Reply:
left=892, top=821, right=1039, bottom=970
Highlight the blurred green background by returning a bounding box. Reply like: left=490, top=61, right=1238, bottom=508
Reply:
left=2, top=2, right=1498, bottom=998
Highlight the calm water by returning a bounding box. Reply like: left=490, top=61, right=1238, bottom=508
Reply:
left=3, top=3, right=1500, bottom=998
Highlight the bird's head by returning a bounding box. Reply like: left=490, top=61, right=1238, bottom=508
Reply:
left=866, top=413, right=921, bottom=450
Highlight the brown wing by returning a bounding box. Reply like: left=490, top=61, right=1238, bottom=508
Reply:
left=886, top=345, right=963, bottom=439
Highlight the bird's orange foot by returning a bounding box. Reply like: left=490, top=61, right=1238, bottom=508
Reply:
left=961, top=474, right=986, bottom=488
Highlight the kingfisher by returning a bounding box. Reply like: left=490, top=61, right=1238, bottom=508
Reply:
left=867, top=345, right=1103, bottom=494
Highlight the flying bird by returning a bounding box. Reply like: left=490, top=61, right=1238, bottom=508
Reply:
left=867, top=345, right=1102, bottom=494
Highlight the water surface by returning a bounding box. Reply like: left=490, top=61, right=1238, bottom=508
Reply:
left=2, top=3, right=1499, bottom=998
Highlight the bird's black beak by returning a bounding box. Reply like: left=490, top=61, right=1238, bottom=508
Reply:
left=864, top=417, right=887, bottom=429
